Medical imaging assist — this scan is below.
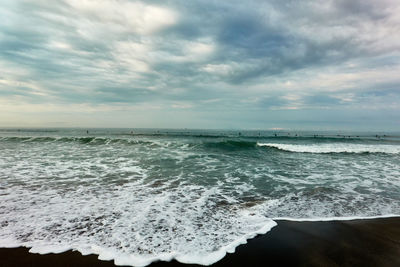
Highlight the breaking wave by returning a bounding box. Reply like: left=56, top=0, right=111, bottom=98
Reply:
left=258, top=143, right=400, bottom=154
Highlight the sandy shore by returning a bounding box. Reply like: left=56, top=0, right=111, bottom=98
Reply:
left=1, top=217, right=399, bottom=267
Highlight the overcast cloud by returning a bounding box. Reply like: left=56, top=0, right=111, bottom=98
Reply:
left=1, top=0, right=400, bottom=130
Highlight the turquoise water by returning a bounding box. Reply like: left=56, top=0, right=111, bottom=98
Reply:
left=1, top=128, right=399, bottom=266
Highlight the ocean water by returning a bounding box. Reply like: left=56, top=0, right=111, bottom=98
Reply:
left=1, top=128, right=399, bottom=266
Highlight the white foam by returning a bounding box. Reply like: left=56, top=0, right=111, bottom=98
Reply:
left=0, top=149, right=277, bottom=267
left=29, top=244, right=72, bottom=254
left=0, top=183, right=277, bottom=266
left=258, top=142, right=400, bottom=154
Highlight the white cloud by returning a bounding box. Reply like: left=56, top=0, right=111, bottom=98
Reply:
left=202, top=64, right=233, bottom=76
left=185, top=41, right=214, bottom=57
left=112, top=40, right=151, bottom=73
left=65, top=0, right=178, bottom=35
left=171, top=102, right=194, bottom=109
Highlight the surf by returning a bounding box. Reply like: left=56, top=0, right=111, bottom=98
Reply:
left=257, top=142, right=400, bottom=154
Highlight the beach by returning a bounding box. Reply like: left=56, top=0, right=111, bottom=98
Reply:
left=1, top=217, right=399, bottom=267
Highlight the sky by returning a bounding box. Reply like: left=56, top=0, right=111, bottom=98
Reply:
left=1, top=0, right=400, bottom=131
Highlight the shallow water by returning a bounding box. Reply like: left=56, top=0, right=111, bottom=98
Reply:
left=1, top=128, right=399, bottom=266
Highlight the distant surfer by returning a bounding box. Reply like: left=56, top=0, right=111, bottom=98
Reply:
left=86, top=130, right=89, bottom=134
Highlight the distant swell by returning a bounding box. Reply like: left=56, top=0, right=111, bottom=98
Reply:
left=0, top=136, right=261, bottom=151
left=257, top=143, right=400, bottom=154
left=202, top=140, right=257, bottom=150
left=0, top=136, right=153, bottom=146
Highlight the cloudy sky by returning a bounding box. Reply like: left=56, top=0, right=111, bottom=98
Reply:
left=1, top=0, right=400, bottom=130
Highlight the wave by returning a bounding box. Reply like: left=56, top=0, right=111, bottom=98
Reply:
left=0, top=136, right=260, bottom=151
left=3, top=136, right=400, bottom=154
left=202, top=140, right=257, bottom=150
left=257, top=143, right=400, bottom=154
left=0, top=136, right=154, bottom=146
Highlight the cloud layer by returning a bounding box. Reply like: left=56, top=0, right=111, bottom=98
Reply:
left=1, top=0, right=399, bottom=130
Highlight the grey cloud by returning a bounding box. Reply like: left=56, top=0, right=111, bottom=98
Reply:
left=93, top=86, right=156, bottom=103
left=0, top=0, right=399, bottom=130
left=302, top=95, right=343, bottom=106
left=257, top=96, right=289, bottom=109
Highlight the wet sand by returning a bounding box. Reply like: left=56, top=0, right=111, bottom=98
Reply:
left=0, top=218, right=399, bottom=267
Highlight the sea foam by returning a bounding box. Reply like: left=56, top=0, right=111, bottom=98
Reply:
left=258, top=142, right=400, bottom=154
left=0, top=168, right=277, bottom=266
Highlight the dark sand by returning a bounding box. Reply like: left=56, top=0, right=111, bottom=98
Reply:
left=1, top=218, right=399, bottom=267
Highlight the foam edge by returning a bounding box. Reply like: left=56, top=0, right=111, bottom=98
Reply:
left=0, top=220, right=277, bottom=267
left=175, top=219, right=277, bottom=266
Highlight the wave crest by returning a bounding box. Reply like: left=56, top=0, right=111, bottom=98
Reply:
left=202, top=140, right=257, bottom=150
left=257, top=143, right=400, bottom=154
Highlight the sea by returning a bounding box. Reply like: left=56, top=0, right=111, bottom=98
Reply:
left=1, top=128, right=399, bottom=266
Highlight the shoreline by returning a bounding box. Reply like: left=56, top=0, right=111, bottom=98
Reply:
left=0, top=217, right=399, bottom=267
